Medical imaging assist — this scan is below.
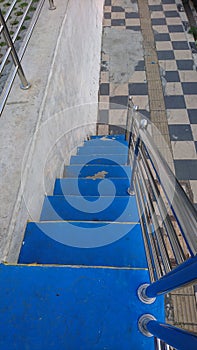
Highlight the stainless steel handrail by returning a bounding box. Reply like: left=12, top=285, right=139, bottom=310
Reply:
left=126, top=96, right=197, bottom=282
left=0, top=0, right=56, bottom=116
left=126, top=96, right=197, bottom=349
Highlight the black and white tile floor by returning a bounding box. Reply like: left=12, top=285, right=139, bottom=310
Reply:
left=98, top=0, right=197, bottom=209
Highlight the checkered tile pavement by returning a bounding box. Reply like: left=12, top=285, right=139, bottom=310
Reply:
left=99, top=0, right=149, bottom=132
left=98, top=0, right=197, bottom=209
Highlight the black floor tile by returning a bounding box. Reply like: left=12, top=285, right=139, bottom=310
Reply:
left=111, top=6, right=124, bottom=12
left=168, top=25, right=184, bottom=32
left=110, top=96, right=128, bottom=109
left=98, top=110, right=109, bottom=123
left=111, top=19, right=125, bottom=26
left=169, top=124, right=193, bottom=141
left=100, top=83, right=110, bottom=95
left=125, top=12, right=139, bottom=18
left=151, top=18, right=166, bottom=25
left=165, top=95, right=186, bottom=109
left=135, top=60, right=145, bottom=71
left=176, top=60, right=194, bottom=70
left=149, top=5, right=163, bottom=11
left=157, top=50, right=175, bottom=60
left=162, top=0, right=175, bottom=3
left=172, top=41, right=189, bottom=50
left=126, top=26, right=141, bottom=31
left=174, top=160, right=197, bottom=180
left=182, top=82, right=197, bottom=95
left=104, top=12, right=111, bottom=19
left=188, top=109, right=197, bottom=124
left=164, top=11, right=179, bottom=17
left=154, top=33, right=171, bottom=41
left=129, top=83, right=148, bottom=95
left=165, top=71, right=180, bottom=82
left=105, top=0, right=111, bottom=5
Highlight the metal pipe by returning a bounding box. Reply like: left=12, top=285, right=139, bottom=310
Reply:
left=0, top=10, right=30, bottom=90
left=139, top=127, right=197, bottom=255
left=135, top=173, right=163, bottom=279
left=128, top=119, right=148, bottom=195
left=0, top=0, right=17, bottom=33
left=137, top=160, right=172, bottom=274
left=138, top=315, right=197, bottom=350
left=143, top=254, right=197, bottom=298
left=49, top=0, right=56, bottom=10
left=125, top=95, right=133, bottom=141
left=134, top=180, right=156, bottom=282
left=139, top=148, right=186, bottom=265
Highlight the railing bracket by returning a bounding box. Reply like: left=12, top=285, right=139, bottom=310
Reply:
left=127, top=187, right=135, bottom=196
left=137, top=283, right=156, bottom=304
left=138, top=314, right=156, bottom=337
left=20, top=82, right=31, bottom=90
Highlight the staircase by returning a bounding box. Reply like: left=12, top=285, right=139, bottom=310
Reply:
left=0, top=134, right=164, bottom=349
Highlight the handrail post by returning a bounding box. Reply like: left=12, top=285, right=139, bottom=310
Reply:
left=128, top=119, right=148, bottom=196
left=0, top=10, right=30, bottom=90
left=49, top=0, right=56, bottom=10
left=125, top=95, right=133, bottom=141
left=138, top=255, right=197, bottom=302
left=138, top=315, right=197, bottom=350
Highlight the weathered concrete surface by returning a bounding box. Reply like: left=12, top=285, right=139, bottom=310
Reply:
left=102, top=28, right=144, bottom=84
left=0, top=0, right=104, bottom=262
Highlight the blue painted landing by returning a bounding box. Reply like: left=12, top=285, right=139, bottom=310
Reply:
left=0, top=264, right=164, bottom=350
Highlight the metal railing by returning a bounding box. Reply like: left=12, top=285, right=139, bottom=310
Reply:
left=0, top=0, right=56, bottom=116
left=126, top=96, right=197, bottom=349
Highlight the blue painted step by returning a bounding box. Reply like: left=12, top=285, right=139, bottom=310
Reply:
left=40, top=196, right=139, bottom=222
left=0, top=264, right=164, bottom=350
left=77, top=146, right=128, bottom=155
left=83, top=140, right=127, bottom=147
left=70, top=154, right=128, bottom=165
left=91, top=134, right=126, bottom=141
left=64, top=164, right=131, bottom=178
left=54, top=178, right=130, bottom=196
left=19, top=222, right=146, bottom=267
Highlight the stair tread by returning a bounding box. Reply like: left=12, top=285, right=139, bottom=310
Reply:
left=40, top=195, right=139, bottom=222
left=19, top=221, right=146, bottom=268
left=64, top=164, right=131, bottom=178
left=0, top=264, right=164, bottom=350
left=54, top=178, right=130, bottom=196
left=70, top=154, right=128, bottom=165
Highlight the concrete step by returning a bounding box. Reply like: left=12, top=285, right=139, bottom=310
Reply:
left=70, top=154, right=128, bottom=165
left=19, top=221, right=145, bottom=267
left=77, top=146, right=128, bottom=155
left=54, top=178, right=130, bottom=196
left=40, top=195, right=139, bottom=222
left=0, top=264, right=164, bottom=350
left=64, top=164, right=131, bottom=178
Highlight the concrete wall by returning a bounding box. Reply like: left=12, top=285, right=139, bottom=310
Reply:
left=0, top=0, right=104, bottom=262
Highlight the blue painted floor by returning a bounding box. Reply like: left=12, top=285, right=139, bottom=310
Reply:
left=0, top=264, right=164, bottom=350
left=0, top=135, right=164, bottom=349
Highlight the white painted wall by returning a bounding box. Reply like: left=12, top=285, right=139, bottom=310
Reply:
left=0, top=0, right=104, bottom=262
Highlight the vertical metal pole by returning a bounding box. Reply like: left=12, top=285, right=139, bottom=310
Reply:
left=49, top=0, right=56, bottom=10
left=128, top=119, right=148, bottom=195
left=0, top=10, right=30, bottom=90
left=138, top=315, right=197, bottom=350
left=125, top=95, right=133, bottom=141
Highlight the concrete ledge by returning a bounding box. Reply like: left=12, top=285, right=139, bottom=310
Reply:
left=0, top=0, right=104, bottom=262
